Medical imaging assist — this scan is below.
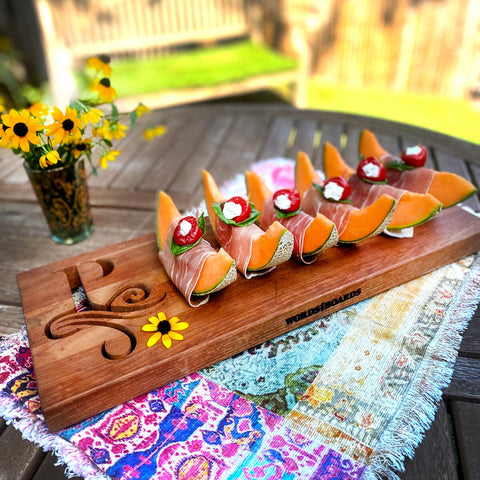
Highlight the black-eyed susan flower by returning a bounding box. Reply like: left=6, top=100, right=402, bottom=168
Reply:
left=99, top=149, right=120, bottom=169
left=73, top=138, right=93, bottom=159
left=111, top=122, right=127, bottom=140
left=92, top=120, right=114, bottom=142
left=29, top=102, right=49, bottom=119
left=45, top=107, right=80, bottom=145
left=142, top=312, right=189, bottom=348
left=91, top=77, right=117, bottom=103
left=87, top=56, right=112, bottom=76
left=143, top=125, right=167, bottom=141
left=39, top=150, right=61, bottom=169
left=1, top=109, right=42, bottom=152
left=80, top=107, right=104, bottom=127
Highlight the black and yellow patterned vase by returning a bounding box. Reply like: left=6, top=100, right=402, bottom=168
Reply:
left=24, top=159, right=94, bottom=244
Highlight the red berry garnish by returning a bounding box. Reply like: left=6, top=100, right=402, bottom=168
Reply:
left=222, top=196, right=251, bottom=223
left=357, top=156, right=386, bottom=182
left=273, top=188, right=301, bottom=213
left=401, top=145, right=427, bottom=168
left=323, top=177, right=351, bottom=201
left=173, top=216, right=203, bottom=246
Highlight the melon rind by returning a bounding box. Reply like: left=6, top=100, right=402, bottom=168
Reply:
left=193, top=260, right=237, bottom=296
left=247, top=229, right=294, bottom=272
left=304, top=223, right=339, bottom=257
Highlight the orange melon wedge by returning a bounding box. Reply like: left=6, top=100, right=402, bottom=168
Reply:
left=296, top=150, right=397, bottom=243
left=323, top=142, right=355, bottom=180
left=156, top=190, right=236, bottom=296
left=359, top=129, right=389, bottom=159
left=359, top=129, right=477, bottom=207
left=245, top=170, right=338, bottom=256
left=388, top=191, right=442, bottom=230
left=202, top=170, right=293, bottom=272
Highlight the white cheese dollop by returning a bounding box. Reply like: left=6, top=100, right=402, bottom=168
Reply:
left=274, top=194, right=291, bottom=211
left=179, top=219, right=192, bottom=236
left=223, top=201, right=242, bottom=220
left=361, top=162, right=380, bottom=178
left=405, top=145, right=422, bottom=156
left=323, top=182, right=344, bottom=201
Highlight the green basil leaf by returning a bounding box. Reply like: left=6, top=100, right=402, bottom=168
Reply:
left=360, top=178, right=389, bottom=185
left=274, top=205, right=302, bottom=218
left=385, top=161, right=415, bottom=171
left=212, top=202, right=261, bottom=227
left=313, top=183, right=353, bottom=204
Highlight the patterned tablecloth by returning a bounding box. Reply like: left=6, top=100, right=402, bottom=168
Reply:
left=1, top=159, right=479, bottom=480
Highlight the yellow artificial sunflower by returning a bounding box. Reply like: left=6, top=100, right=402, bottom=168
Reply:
left=39, top=150, right=61, bottom=169
left=80, top=107, right=104, bottom=127
left=87, top=56, right=112, bottom=76
left=45, top=107, right=80, bottom=145
left=1, top=109, right=42, bottom=152
left=99, top=149, right=120, bottom=169
left=135, top=103, right=149, bottom=118
left=143, top=125, right=167, bottom=141
left=142, top=312, right=189, bottom=349
left=91, top=77, right=117, bottom=103
left=73, top=138, right=93, bottom=159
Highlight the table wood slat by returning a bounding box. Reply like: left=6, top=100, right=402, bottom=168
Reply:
left=342, top=126, right=362, bottom=167
left=287, top=118, right=318, bottom=160
left=450, top=400, right=480, bottom=480
left=445, top=356, right=480, bottom=401
left=258, top=115, right=294, bottom=159
left=400, top=400, right=458, bottom=480
left=459, top=306, right=480, bottom=358
left=31, top=453, right=82, bottom=480
left=315, top=122, right=344, bottom=168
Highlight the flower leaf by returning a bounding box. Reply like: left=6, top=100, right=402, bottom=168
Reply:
left=212, top=202, right=261, bottom=227
left=111, top=104, right=119, bottom=123
left=130, top=110, right=138, bottom=126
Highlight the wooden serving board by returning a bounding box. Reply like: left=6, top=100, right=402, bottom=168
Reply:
left=18, top=207, right=480, bottom=432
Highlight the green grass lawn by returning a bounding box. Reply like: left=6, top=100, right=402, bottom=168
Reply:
left=306, top=83, right=480, bottom=144
left=108, top=40, right=297, bottom=96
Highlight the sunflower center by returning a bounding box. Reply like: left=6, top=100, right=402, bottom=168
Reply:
left=157, top=320, right=171, bottom=335
left=62, top=119, right=75, bottom=131
left=100, top=77, right=111, bottom=87
left=76, top=143, right=87, bottom=151
left=13, top=122, right=28, bottom=137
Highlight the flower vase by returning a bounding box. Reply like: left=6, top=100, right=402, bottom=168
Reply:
left=24, top=159, right=94, bottom=244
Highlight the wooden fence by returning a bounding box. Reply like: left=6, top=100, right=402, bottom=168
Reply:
left=260, top=0, right=480, bottom=100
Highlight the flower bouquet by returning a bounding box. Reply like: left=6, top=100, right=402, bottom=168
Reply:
left=0, top=56, right=152, bottom=244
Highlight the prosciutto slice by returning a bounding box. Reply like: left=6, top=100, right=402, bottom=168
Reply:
left=380, top=154, right=436, bottom=194
left=347, top=174, right=407, bottom=207
left=302, top=185, right=356, bottom=236
left=215, top=217, right=274, bottom=278
left=158, top=217, right=216, bottom=307
left=261, top=196, right=316, bottom=264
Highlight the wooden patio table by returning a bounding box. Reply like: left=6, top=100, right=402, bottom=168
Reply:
left=0, top=103, right=479, bottom=480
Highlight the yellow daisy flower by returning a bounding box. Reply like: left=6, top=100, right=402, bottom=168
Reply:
left=1, top=109, right=42, bottom=152
left=99, top=149, right=120, bottom=169
left=92, top=119, right=114, bottom=142
left=39, top=150, right=61, bottom=169
left=87, top=56, right=112, bottom=76
left=29, top=102, right=49, bottom=119
left=73, top=138, right=93, bottom=159
left=142, top=312, right=189, bottom=349
left=80, top=107, right=104, bottom=127
left=143, top=125, right=167, bottom=141
left=91, top=77, right=117, bottom=103
left=111, top=122, right=127, bottom=140
left=135, top=103, right=149, bottom=118
left=45, top=107, right=80, bottom=145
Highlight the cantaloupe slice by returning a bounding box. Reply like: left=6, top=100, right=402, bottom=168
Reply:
left=359, top=129, right=477, bottom=207
left=202, top=170, right=293, bottom=272
left=388, top=191, right=442, bottom=229
left=296, top=151, right=321, bottom=197
left=156, top=190, right=236, bottom=296
left=245, top=170, right=338, bottom=256
left=359, top=129, right=389, bottom=159
left=323, top=142, right=355, bottom=179
left=427, top=171, right=478, bottom=208
left=296, top=150, right=397, bottom=243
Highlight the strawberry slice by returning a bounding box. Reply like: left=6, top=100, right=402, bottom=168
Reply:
left=173, top=216, right=203, bottom=246
left=222, top=196, right=251, bottom=223
left=323, top=176, right=352, bottom=201
left=273, top=188, right=301, bottom=213
left=357, top=156, right=386, bottom=182
left=401, top=145, right=427, bottom=168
